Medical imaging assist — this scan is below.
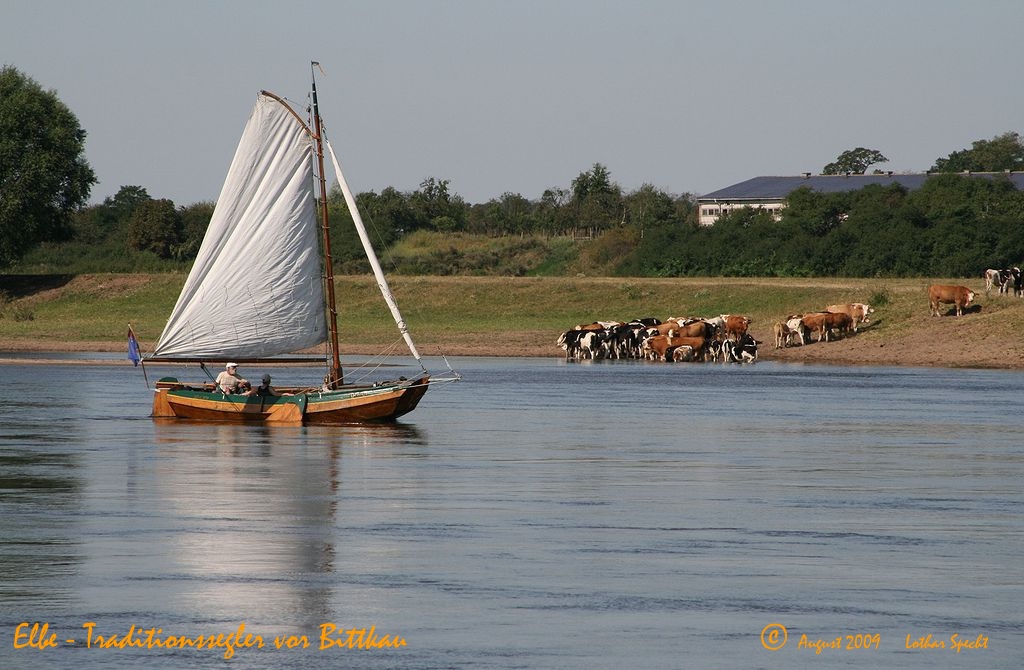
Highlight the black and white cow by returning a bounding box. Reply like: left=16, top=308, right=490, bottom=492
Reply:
left=986, top=267, right=1022, bottom=296
left=722, top=333, right=759, bottom=363
left=556, top=329, right=585, bottom=360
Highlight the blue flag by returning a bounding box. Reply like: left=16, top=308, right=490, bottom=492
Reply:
left=128, top=328, right=141, bottom=367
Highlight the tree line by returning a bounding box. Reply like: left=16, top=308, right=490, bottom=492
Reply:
left=33, top=166, right=1024, bottom=279
left=624, top=174, right=1024, bottom=277
left=3, top=64, right=1024, bottom=277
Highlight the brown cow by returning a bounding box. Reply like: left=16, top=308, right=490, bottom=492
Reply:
left=673, top=320, right=713, bottom=339
left=651, top=319, right=684, bottom=336
left=772, top=321, right=792, bottom=348
left=666, top=336, right=709, bottom=362
left=821, top=312, right=853, bottom=341
left=796, top=312, right=851, bottom=342
left=641, top=334, right=672, bottom=360
left=721, top=314, right=752, bottom=341
left=825, top=303, right=874, bottom=331
left=651, top=319, right=714, bottom=339
left=796, top=312, right=830, bottom=342
left=928, top=285, right=975, bottom=317
left=642, top=335, right=708, bottom=361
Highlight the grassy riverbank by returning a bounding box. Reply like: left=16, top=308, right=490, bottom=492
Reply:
left=1, top=273, right=1023, bottom=368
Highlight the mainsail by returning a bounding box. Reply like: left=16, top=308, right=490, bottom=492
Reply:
left=154, top=95, right=327, bottom=359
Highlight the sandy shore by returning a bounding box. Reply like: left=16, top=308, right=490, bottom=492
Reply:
left=2, top=322, right=1021, bottom=370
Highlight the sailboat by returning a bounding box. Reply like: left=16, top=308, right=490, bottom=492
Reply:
left=146, top=67, right=453, bottom=423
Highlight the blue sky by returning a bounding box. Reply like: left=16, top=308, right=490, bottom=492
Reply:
left=4, top=0, right=1022, bottom=206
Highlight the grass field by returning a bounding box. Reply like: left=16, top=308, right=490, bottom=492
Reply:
left=1, top=273, right=1022, bottom=368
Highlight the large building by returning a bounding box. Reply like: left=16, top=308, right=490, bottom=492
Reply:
left=697, top=172, right=1024, bottom=226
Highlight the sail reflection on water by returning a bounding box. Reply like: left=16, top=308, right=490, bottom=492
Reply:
left=142, top=422, right=426, bottom=631
left=147, top=424, right=342, bottom=628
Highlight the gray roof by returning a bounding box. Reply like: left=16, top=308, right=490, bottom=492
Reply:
left=699, top=172, right=1024, bottom=201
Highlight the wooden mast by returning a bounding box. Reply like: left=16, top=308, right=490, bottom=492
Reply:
left=310, top=63, right=343, bottom=388
left=258, top=81, right=342, bottom=388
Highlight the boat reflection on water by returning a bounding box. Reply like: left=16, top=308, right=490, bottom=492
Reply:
left=145, top=421, right=426, bottom=631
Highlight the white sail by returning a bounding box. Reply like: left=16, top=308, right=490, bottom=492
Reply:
left=154, top=94, right=327, bottom=359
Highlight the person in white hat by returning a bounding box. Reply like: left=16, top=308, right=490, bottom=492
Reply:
left=215, top=362, right=248, bottom=394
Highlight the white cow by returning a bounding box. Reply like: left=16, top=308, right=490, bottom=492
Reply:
left=785, top=316, right=808, bottom=345
left=984, top=268, right=1003, bottom=295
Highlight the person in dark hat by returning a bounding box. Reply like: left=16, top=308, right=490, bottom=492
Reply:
left=249, top=373, right=292, bottom=397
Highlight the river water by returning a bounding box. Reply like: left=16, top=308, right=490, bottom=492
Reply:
left=0, top=356, right=1021, bottom=669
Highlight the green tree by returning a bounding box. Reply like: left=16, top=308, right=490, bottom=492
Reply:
left=349, top=186, right=417, bottom=243
left=931, top=132, right=1024, bottom=173
left=175, top=200, right=215, bottom=260
left=672, top=193, right=700, bottom=228
left=822, top=147, right=889, bottom=175
left=622, top=184, right=675, bottom=232
left=783, top=186, right=851, bottom=236
left=409, top=177, right=467, bottom=231
left=571, top=163, right=613, bottom=201
left=127, top=198, right=180, bottom=258
left=481, top=192, right=534, bottom=235
left=570, top=163, right=622, bottom=233
left=103, top=185, right=151, bottom=222
left=326, top=186, right=417, bottom=271
left=0, top=66, right=96, bottom=265
left=81, top=185, right=150, bottom=243
left=535, top=187, right=572, bottom=235
left=64, top=185, right=149, bottom=258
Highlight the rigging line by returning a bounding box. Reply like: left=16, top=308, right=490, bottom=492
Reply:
left=420, top=374, right=460, bottom=386
left=198, top=361, right=216, bottom=382
left=323, top=137, right=425, bottom=368
left=344, top=338, right=406, bottom=384
left=357, top=197, right=401, bottom=273
left=317, top=119, right=401, bottom=272
left=436, top=348, right=460, bottom=378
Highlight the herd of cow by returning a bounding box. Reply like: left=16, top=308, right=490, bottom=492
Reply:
left=773, top=303, right=874, bottom=348
left=557, top=270, right=1020, bottom=363
left=556, top=302, right=874, bottom=364
left=556, top=315, right=758, bottom=364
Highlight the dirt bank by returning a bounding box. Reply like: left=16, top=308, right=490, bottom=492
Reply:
left=0, top=316, right=1020, bottom=370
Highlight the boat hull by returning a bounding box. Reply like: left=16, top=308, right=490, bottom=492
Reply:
left=153, top=376, right=429, bottom=424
